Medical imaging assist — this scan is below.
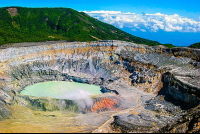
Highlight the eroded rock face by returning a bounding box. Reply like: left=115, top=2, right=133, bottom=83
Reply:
left=6, top=8, right=18, bottom=17
left=0, top=40, right=199, bottom=132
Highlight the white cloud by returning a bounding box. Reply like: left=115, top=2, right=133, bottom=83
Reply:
left=84, top=10, right=200, bottom=33
left=140, top=29, right=146, bottom=32
left=83, top=10, right=121, bottom=14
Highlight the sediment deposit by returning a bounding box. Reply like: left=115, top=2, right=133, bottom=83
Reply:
left=0, top=40, right=199, bottom=133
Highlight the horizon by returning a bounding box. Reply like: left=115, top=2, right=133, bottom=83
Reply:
left=1, top=0, right=200, bottom=46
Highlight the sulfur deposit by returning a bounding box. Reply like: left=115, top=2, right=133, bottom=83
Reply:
left=0, top=40, right=199, bottom=133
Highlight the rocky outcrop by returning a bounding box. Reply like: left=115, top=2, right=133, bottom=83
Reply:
left=157, top=104, right=200, bottom=133
left=6, top=7, right=18, bottom=16
left=0, top=40, right=199, bottom=133
left=110, top=97, right=200, bottom=133
left=174, top=47, right=200, bottom=62
left=160, top=72, right=200, bottom=109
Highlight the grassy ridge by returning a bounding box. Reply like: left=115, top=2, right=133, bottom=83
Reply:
left=189, top=42, right=200, bottom=49
left=0, top=7, right=162, bottom=46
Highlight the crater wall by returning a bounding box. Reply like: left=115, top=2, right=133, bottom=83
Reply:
left=0, top=40, right=199, bottom=132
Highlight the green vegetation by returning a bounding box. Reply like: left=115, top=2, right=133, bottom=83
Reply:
left=189, top=42, right=200, bottom=49
left=163, top=44, right=175, bottom=48
left=0, top=6, right=161, bottom=46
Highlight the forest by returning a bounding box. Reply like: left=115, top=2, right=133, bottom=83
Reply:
left=0, top=7, right=167, bottom=47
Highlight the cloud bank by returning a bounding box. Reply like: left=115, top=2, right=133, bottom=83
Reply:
left=83, top=10, right=200, bottom=33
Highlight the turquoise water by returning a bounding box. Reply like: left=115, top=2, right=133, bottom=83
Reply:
left=20, top=81, right=102, bottom=100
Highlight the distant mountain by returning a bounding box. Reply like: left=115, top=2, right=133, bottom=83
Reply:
left=0, top=7, right=161, bottom=46
left=120, top=28, right=200, bottom=47
left=189, top=42, right=200, bottom=49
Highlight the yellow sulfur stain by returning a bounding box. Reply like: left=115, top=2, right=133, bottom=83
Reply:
left=129, top=110, right=138, bottom=115
left=0, top=104, right=90, bottom=133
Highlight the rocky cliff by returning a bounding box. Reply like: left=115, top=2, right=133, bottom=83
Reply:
left=0, top=40, right=199, bottom=133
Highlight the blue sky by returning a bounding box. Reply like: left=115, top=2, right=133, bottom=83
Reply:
left=1, top=0, right=200, bottom=46
left=1, top=0, right=200, bottom=19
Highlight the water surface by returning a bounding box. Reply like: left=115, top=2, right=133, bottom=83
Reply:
left=20, top=81, right=102, bottom=100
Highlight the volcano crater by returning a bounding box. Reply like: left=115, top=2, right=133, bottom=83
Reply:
left=0, top=40, right=200, bottom=133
